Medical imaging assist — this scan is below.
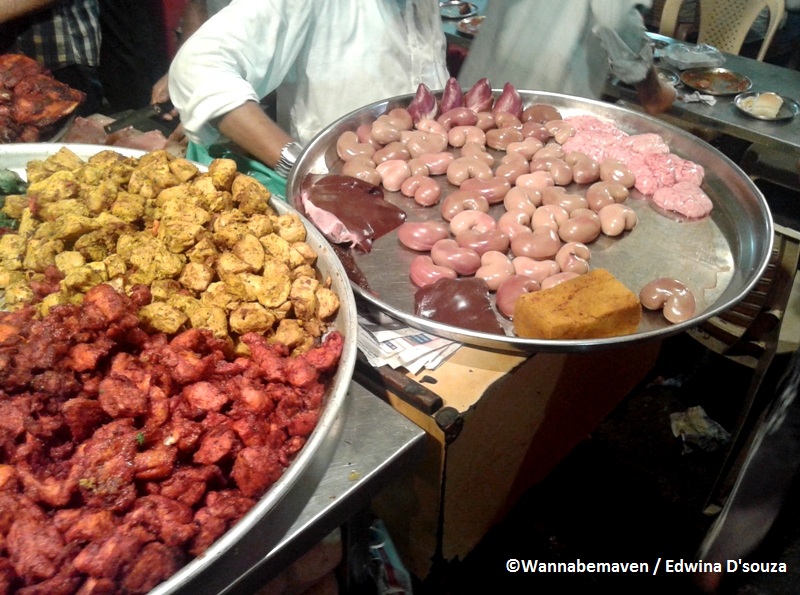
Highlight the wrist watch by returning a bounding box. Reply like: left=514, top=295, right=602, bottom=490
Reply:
left=274, top=141, right=302, bottom=178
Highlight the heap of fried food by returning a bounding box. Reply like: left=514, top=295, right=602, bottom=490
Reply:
left=0, top=146, right=339, bottom=355
left=0, top=283, right=344, bottom=593
left=0, top=54, right=86, bottom=143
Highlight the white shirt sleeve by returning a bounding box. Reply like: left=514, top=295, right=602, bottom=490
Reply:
left=169, top=0, right=315, bottom=146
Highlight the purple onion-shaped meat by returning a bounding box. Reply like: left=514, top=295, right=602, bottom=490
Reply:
left=464, top=78, right=493, bottom=113
left=439, top=77, right=464, bottom=113
left=492, top=83, right=523, bottom=119
left=407, top=83, right=438, bottom=123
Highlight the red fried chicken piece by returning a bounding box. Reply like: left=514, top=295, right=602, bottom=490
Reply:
left=6, top=513, right=68, bottom=582
left=231, top=446, right=284, bottom=498
left=124, top=495, right=197, bottom=547
left=12, top=74, right=85, bottom=127
left=71, top=419, right=138, bottom=512
left=0, top=54, right=44, bottom=88
left=119, top=541, right=182, bottom=594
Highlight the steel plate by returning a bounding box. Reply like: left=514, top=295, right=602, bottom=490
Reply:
left=0, top=143, right=358, bottom=593
left=680, top=67, right=753, bottom=96
left=734, top=91, right=800, bottom=122
left=286, top=91, right=774, bottom=353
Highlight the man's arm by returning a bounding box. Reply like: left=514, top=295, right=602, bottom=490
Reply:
left=216, top=100, right=293, bottom=169
left=0, top=0, right=54, bottom=23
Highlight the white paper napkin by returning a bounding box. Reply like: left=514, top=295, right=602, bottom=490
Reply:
left=679, top=91, right=717, bottom=106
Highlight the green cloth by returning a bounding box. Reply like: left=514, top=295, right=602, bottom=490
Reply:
left=186, top=142, right=287, bottom=200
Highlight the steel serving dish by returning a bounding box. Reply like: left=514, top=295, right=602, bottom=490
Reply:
left=0, top=143, right=358, bottom=593
left=286, top=91, right=774, bottom=353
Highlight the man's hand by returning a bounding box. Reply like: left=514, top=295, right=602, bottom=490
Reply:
left=635, top=67, right=677, bottom=116
left=151, top=74, right=179, bottom=120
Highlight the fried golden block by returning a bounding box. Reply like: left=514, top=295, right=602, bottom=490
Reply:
left=513, top=268, right=642, bottom=340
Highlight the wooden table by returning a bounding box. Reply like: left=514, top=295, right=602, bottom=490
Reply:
left=361, top=341, right=662, bottom=579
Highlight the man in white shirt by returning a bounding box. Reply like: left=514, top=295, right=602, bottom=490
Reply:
left=167, top=0, right=449, bottom=187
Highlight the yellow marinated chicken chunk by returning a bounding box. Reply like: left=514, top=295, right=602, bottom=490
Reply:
left=291, top=241, right=318, bottom=266
left=258, top=258, right=292, bottom=308
left=17, top=209, right=39, bottom=237
left=138, top=302, right=188, bottom=334
left=179, top=261, right=215, bottom=293
left=259, top=233, right=291, bottom=266
left=232, top=173, right=272, bottom=215
left=46, top=146, right=87, bottom=172
left=273, top=318, right=313, bottom=353
left=103, top=254, right=127, bottom=279
left=4, top=281, right=35, bottom=308
left=0, top=270, right=26, bottom=289
left=232, top=234, right=265, bottom=272
left=44, top=214, right=98, bottom=244
left=110, top=191, right=147, bottom=223
left=229, top=302, right=276, bottom=335
left=83, top=179, right=119, bottom=214
left=54, top=250, right=87, bottom=274
left=168, top=157, right=200, bottom=183
left=23, top=238, right=64, bottom=272
left=186, top=235, right=219, bottom=264
left=150, top=279, right=182, bottom=301
left=167, top=293, right=201, bottom=316
left=26, top=170, right=80, bottom=205
left=274, top=213, right=306, bottom=243
left=290, top=276, right=319, bottom=321
left=0, top=234, right=27, bottom=270
left=74, top=227, right=124, bottom=262
left=216, top=252, right=253, bottom=276
left=316, top=286, right=340, bottom=320
left=188, top=305, right=229, bottom=339
left=159, top=220, right=206, bottom=254
left=208, top=158, right=237, bottom=191
left=246, top=213, right=273, bottom=238
left=39, top=198, right=90, bottom=222
left=200, top=281, right=241, bottom=312
left=64, top=261, right=109, bottom=292
left=1, top=194, right=26, bottom=220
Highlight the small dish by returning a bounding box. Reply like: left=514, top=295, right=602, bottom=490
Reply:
left=657, top=67, right=680, bottom=86
left=440, top=1, right=477, bottom=19
left=680, top=67, right=752, bottom=96
left=456, top=15, right=484, bottom=37
left=734, top=92, right=800, bottom=121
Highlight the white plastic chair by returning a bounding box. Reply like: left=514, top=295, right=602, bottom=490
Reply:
left=659, top=0, right=786, bottom=61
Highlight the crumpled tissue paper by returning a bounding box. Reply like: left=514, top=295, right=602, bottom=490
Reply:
left=679, top=91, right=717, bottom=106
left=670, top=405, right=731, bottom=453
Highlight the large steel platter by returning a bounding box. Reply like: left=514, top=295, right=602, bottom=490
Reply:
left=286, top=91, right=774, bottom=353
left=0, top=143, right=358, bottom=593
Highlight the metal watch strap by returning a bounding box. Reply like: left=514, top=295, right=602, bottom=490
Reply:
left=274, top=141, right=302, bottom=178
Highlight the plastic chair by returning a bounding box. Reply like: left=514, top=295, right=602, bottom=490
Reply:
left=659, top=0, right=786, bottom=61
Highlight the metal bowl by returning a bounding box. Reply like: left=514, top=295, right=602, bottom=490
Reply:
left=286, top=91, right=773, bottom=353
left=0, top=143, right=358, bottom=593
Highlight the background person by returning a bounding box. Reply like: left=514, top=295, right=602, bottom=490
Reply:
left=457, top=0, right=676, bottom=115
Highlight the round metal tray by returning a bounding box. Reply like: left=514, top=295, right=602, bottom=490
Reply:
left=286, top=91, right=774, bottom=353
left=0, top=143, right=358, bottom=593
